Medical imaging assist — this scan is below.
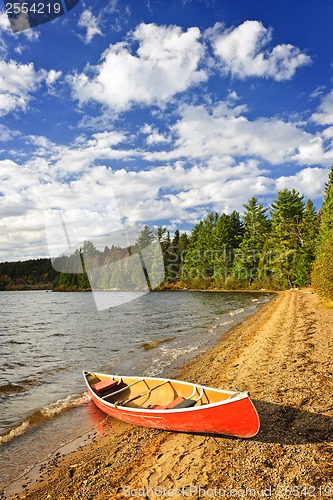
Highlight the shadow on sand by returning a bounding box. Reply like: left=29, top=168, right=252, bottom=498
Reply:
left=249, top=400, right=333, bottom=444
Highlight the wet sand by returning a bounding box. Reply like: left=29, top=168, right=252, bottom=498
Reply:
left=5, top=289, right=333, bottom=499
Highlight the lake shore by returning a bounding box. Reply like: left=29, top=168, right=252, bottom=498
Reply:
left=7, top=288, right=333, bottom=499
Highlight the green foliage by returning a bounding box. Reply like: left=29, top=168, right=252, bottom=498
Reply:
left=266, top=189, right=305, bottom=287
left=312, top=233, right=333, bottom=298
left=0, top=258, right=58, bottom=290
left=313, top=166, right=333, bottom=299
left=136, top=225, right=155, bottom=250
left=182, top=212, right=243, bottom=285
left=232, top=197, right=270, bottom=284
left=317, top=166, right=333, bottom=248
left=295, top=199, right=319, bottom=286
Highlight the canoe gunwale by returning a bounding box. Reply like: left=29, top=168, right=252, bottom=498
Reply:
left=83, top=371, right=250, bottom=414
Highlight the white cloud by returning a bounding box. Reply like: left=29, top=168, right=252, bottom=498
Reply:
left=0, top=12, right=39, bottom=58
left=0, top=12, right=12, bottom=56
left=275, top=167, right=329, bottom=199
left=141, top=124, right=170, bottom=144
left=45, top=69, right=62, bottom=87
left=0, top=159, right=37, bottom=193
left=78, top=9, right=103, bottom=44
left=309, top=85, right=326, bottom=100
left=0, top=12, right=10, bottom=32
left=70, top=23, right=207, bottom=111
left=0, top=124, right=19, bottom=142
left=293, top=135, right=333, bottom=165
left=0, top=60, right=39, bottom=115
left=209, top=20, right=311, bottom=81
left=153, top=103, right=322, bottom=166
left=312, top=91, right=333, bottom=125
left=25, top=130, right=134, bottom=179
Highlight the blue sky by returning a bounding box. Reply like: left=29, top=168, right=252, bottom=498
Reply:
left=1, top=0, right=333, bottom=261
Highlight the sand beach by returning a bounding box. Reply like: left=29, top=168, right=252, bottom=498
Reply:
left=6, top=289, right=333, bottom=499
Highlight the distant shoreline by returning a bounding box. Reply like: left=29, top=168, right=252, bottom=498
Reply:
left=0, top=285, right=280, bottom=294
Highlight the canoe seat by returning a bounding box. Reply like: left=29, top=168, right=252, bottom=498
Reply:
left=91, top=379, right=119, bottom=394
left=150, top=396, right=197, bottom=410
left=172, top=398, right=197, bottom=409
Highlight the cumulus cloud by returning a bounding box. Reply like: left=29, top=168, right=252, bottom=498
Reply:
left=44, top=69, right=62, bottom=87
left=0, top=12, right=10, bottom=56
left=24, top=130, right=135, bottom=180
left=0, top=154, right=269, bottom=228
left=141, top=124, right=170, bottom=145
left=151, top=103, right=323, bottom=166
left=209, top=20, right=311, bottom=81
left=78, top=9, right=103, bottom=44
left=0, top=124, right=19, bottom=142
left=275, top=167, right=330, bottom=198
left=0, top=60, right=39, bottom=115
left=312, top=90, right=333, bottom=125
left=70, top=23, right=207, bottom=111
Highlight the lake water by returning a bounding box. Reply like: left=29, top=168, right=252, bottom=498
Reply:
left=0, top=290, right=272, bottom=494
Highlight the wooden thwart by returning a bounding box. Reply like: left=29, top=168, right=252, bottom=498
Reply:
left=118, top=380, right=170, bottom=406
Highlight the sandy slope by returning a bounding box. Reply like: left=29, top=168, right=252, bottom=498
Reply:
left=6, top=289, right=333, bottom=499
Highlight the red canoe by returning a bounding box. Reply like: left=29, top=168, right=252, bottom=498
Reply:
left=83, top=371, right=260, bottom=438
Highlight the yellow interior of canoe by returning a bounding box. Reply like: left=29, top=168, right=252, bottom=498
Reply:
left=87, top=373, right=233, bottom=409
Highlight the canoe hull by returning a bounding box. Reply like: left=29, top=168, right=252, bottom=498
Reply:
left=84, top=373, right=260, bottom=438
left=89, top=389, right=259, bottom=438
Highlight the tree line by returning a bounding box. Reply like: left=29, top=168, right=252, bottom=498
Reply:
left=0, top=258, right=58, bottom=290
left=1, top=167, right=333, bottom=298
left=160, top=190, right=318, bottom=290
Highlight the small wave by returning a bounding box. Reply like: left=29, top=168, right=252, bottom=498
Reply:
left=39, top=392, right=90, bottom=419
left=140, top=337, right=176, bottom=351
left=147, top=344, right=201, bottom=376
left=3, top=361, right=26, bottom=370
left=0, top=377, right=43, bottom=396
left=0, top=420, right=30, bottom=445
left=7, top=340, right=32, bottom=345
left=229, top=308, right=244, bottom=316
left=0, top=392, right=90, bottom=446
left=219, top=318, right=234, bottom=326
left=0, top=383, right=26, bottom=396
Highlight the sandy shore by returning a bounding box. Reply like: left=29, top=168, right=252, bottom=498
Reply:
left=7, top=289, right=333, bottom=499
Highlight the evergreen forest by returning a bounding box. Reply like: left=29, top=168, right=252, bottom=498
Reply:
left=1, top=167, right=333, bottom=299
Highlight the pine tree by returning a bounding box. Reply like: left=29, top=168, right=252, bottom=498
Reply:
left=312, top=167, right=333, bottom=298
left=317, top=166, right=333, bottom=248
left=134, top=225, right=156, bottom=290
left=136, top=225, right=155, bottom=250
left=295, top=199, right=319, bottom=286
left=183, top=214, right=217, bottom=284
left=228, top=210, right=244, bottom=253
left=177, top=232, right=189, bottom=281
left=268, top=189, right=305, bottom=288
left=312, top=234, right=333, bottom=298
left=166, top=229, right=181, bottom=281
left=157, top=228, right=172, bottom=280
left=233, top=197, right=270, bottom=284
left=212, top=213, right=232, bottom=284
